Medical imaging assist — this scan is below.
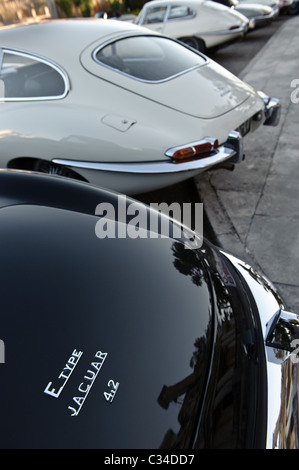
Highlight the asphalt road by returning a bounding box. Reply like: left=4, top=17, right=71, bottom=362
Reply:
left=208, top=13, right=290, bottom=76
left=135, top=13, right=291, bottom=242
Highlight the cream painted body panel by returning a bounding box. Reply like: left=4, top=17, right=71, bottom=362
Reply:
left=81, top=49, right=257, bottom=119
left=0, top=85, right=263, bottom=164
left=0, top=19, right=269, bottom=194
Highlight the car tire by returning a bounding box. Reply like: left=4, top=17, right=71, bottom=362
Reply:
left=288, top=1, right=299, bottom=14
left=33, top=159, right=86, bottom=181
left=180, top=37, right=205, bottom=52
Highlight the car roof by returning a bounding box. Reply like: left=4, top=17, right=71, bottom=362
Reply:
left=0, top=19, right=148, bottom=58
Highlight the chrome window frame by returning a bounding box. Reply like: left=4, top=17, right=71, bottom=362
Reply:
left=0, top=48, right=70, bottom=102
left=92, top=34, right=206, bottom=84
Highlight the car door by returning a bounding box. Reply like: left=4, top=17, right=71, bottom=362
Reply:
left=138, top=4, right=169, bottom=33
left=162, top=4, right=198, bottom=37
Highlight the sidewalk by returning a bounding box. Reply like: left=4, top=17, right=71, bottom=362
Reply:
left=194, top=15, right=299, bottom=312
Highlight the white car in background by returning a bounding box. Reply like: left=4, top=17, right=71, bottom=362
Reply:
left=0, top=19, right=280, bottom=194
left=212, top=0, right=278, bottom=28
left=279, top=0, right=299, bottom=14
left=135, top=0, right=250, bottom=52
left=237, top=0, right=280, bottom=16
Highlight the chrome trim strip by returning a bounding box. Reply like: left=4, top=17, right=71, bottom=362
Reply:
left=53, top=131, right=243, bottom=175
left=0, top=48, right=70, bottom=101
left=218, top=252, right=283, bottom=449
left=220, top=251, right=299, bottom=449
left=200, top=26, right=246, bottom=36
left=257, top=91, right=281, bottom=126
left=225, top=130, right=244, bottom=163
left=53, top=145, right=237, bottom=175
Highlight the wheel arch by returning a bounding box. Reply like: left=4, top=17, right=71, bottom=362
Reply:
left=7, top=157, right=87, bottom=181
left=178, top=36, right=206, bottom=52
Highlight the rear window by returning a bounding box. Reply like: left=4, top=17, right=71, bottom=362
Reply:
left=94, top=35, right=205, bottom=82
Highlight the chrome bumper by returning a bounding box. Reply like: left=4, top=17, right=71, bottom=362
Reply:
left=221, top=251, right=299, bottom=449
left=53, top=131, right=244, bottom=175
left=258, top=91, right=281, bottom=126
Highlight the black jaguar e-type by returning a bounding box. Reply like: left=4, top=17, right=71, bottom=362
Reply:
left=0, top=170, right=297, bottom=449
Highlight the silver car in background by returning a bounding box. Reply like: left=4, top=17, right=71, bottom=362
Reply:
left=135, top=0, right=250, bottom=51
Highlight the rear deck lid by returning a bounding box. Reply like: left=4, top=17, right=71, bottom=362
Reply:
left=0, top=172, right=214, bottom=448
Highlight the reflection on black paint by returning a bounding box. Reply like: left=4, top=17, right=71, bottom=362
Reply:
left=156, top=243, right=211, bottom=448
left=158, top=335, right=208, bottom=448
left=172, top=242, right=204, bottom=287
left=162, top=242, right=267, bottom=448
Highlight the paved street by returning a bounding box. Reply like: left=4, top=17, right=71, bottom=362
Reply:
left=195, top=15, right=299, bottom=312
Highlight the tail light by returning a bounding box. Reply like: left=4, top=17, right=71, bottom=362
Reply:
left=165, top=138, right=218, bottom=161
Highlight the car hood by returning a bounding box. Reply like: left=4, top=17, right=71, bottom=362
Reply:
left=0, top=171, right=214, bottom=449
left=81, top=44, right=256, bottom=119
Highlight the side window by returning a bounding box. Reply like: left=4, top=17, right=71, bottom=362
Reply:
left=142, top=6, right=167, bottom=24
left=0, top=50, right=68, bottom=100
left=168, top=5, right=196, bottom=20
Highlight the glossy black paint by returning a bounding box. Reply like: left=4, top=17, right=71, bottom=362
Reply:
left=193, top=244, right=268, bottom=448
left=0, top=171, right=267, bottom=448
